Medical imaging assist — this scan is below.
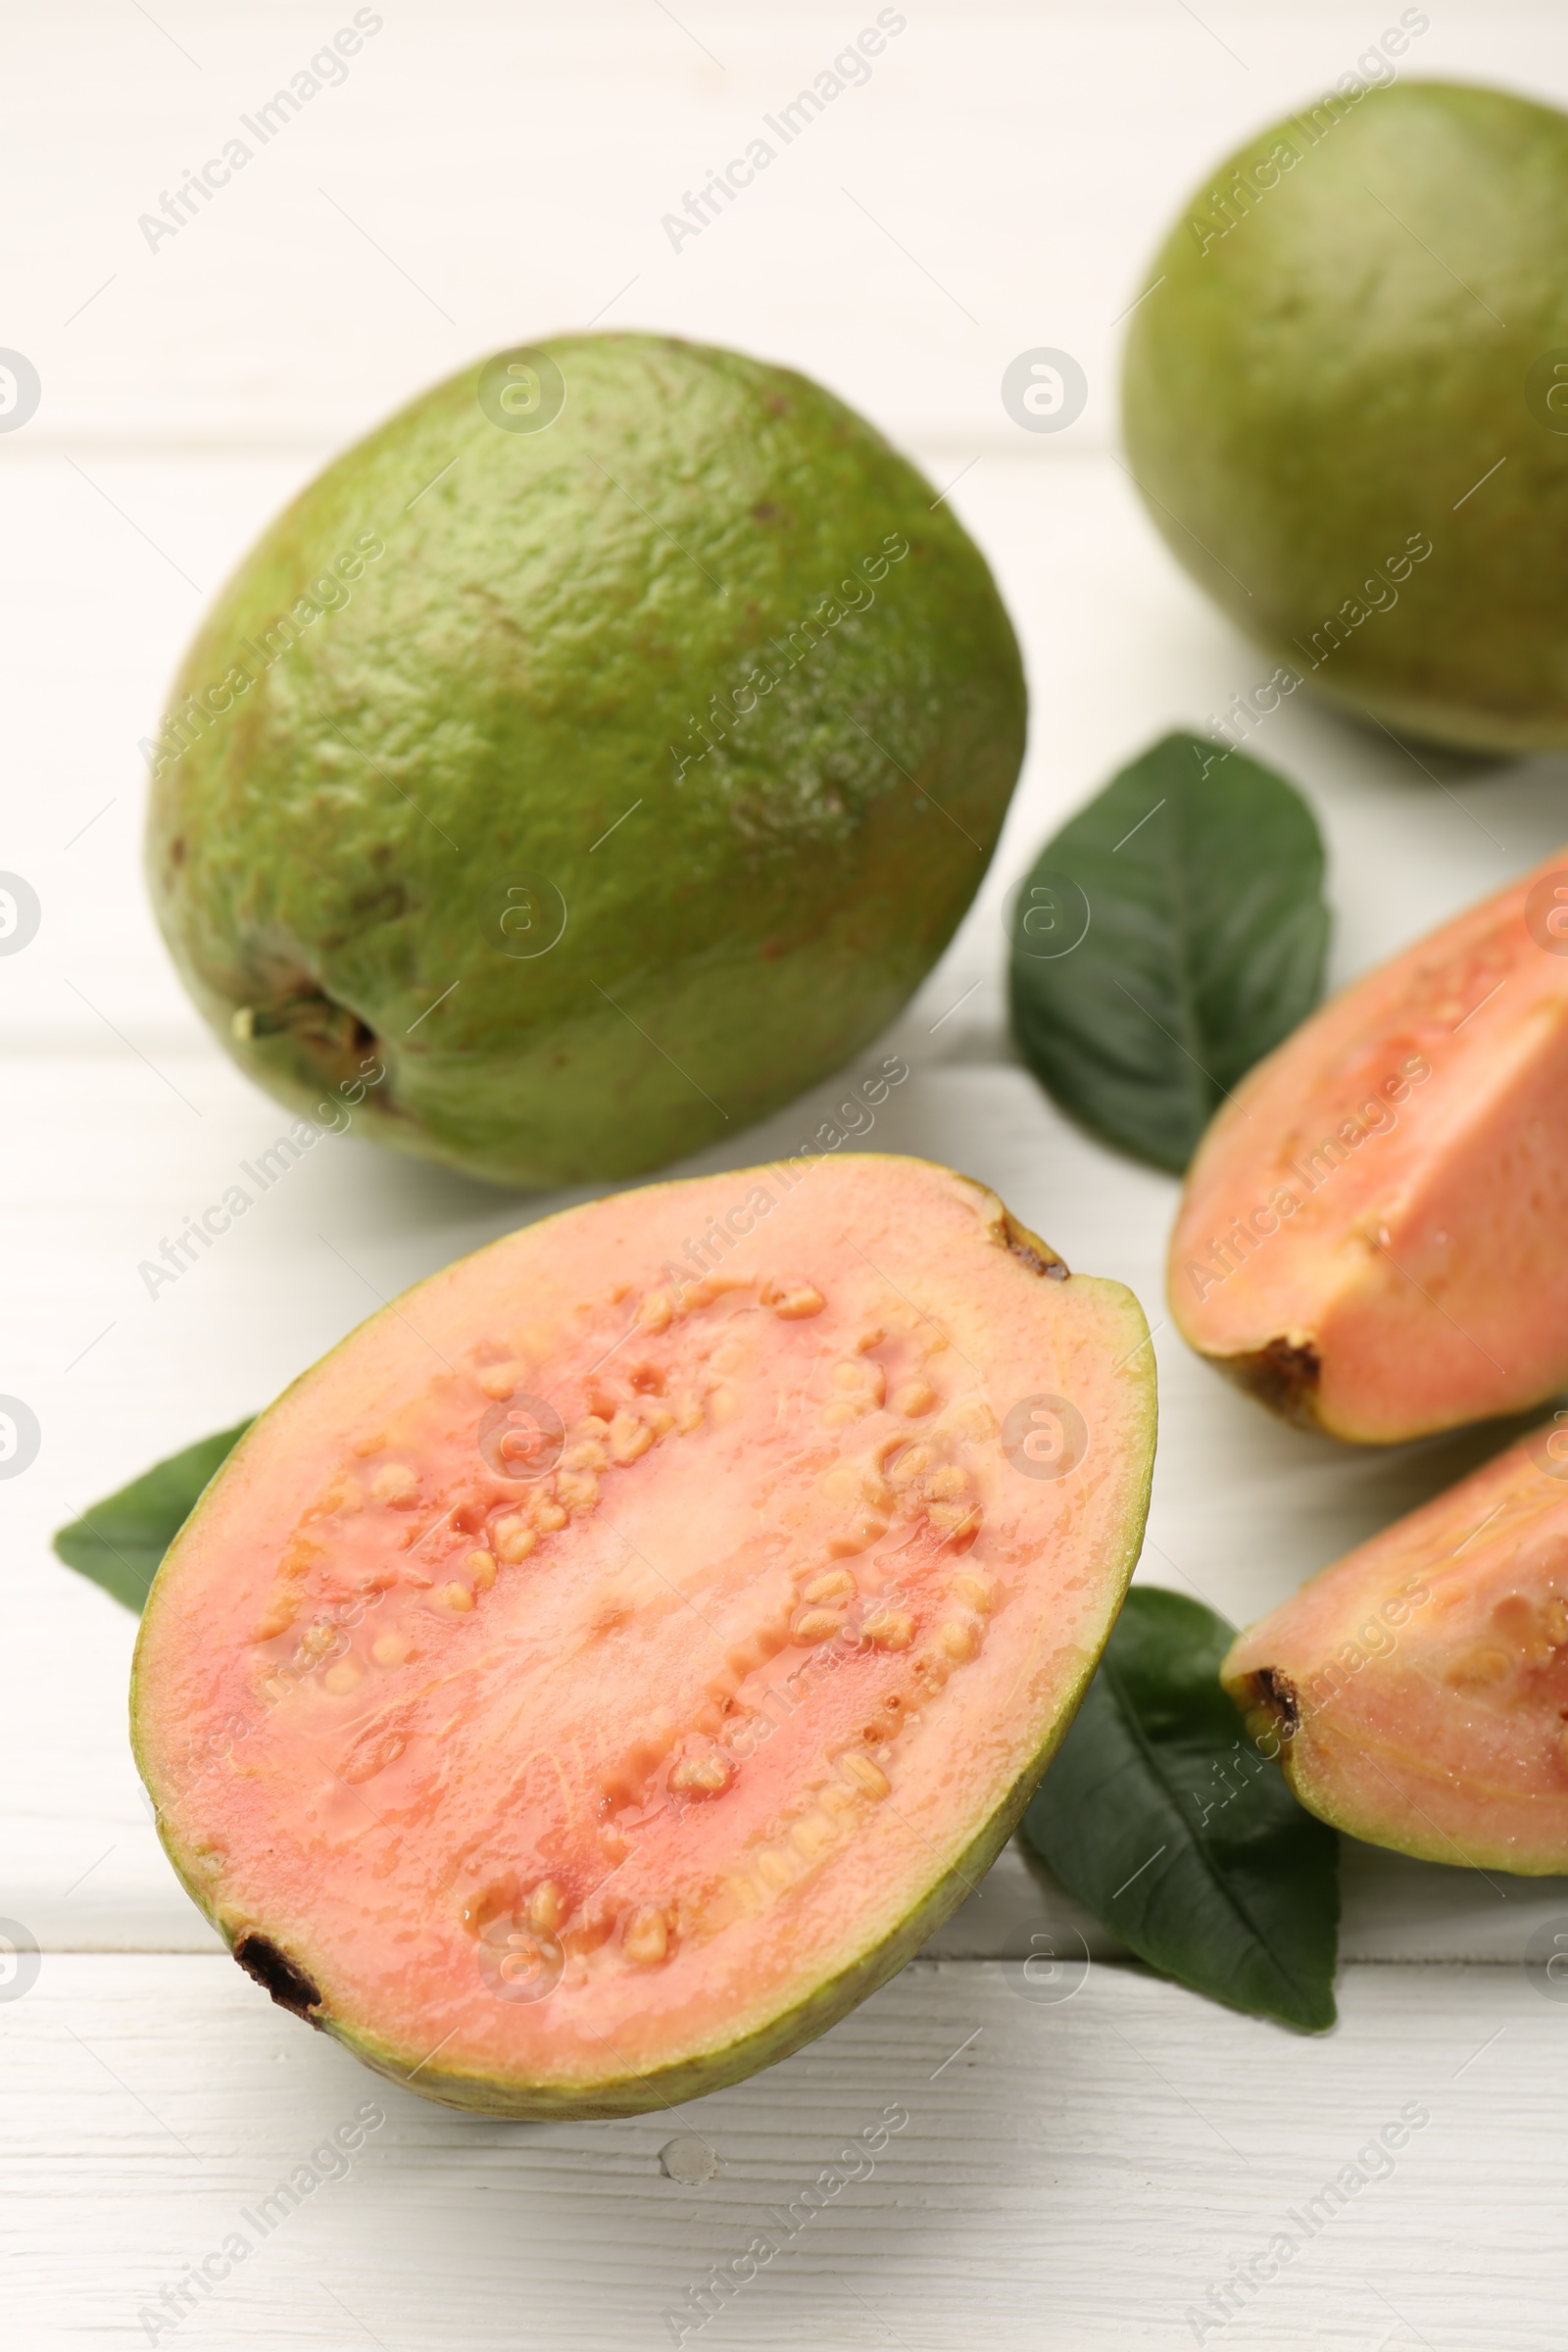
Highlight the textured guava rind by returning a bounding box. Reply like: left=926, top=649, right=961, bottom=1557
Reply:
left=129, top=1168, right=1156, bottom=2118
left=1123, top=80, right=1568, bottom=752
left=146, top=333, right=1026, bottom=1188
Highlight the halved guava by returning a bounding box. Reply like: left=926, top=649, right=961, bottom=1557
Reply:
left=131, top=1155, right=1154, bottom=2116
left=1169, top=846, right=1568, bottom=1442
left=1225, top=1417, right=1568, bottom=1872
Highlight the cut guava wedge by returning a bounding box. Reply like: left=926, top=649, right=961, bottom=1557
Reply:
left=1224, top=1416, right=1568, bottom=1872
left=1169, top=846, right=1568, bottom=1442
left=131, top=1155, right=1155, bottom=2116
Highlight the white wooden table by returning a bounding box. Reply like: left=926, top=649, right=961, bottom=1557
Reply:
left=7, top=6, right=1568, bottom=2345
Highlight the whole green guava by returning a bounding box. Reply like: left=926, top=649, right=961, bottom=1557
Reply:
left=146, top=334, right=1025, bottom=1187
left=1123, top=78, right=1568, bottom=752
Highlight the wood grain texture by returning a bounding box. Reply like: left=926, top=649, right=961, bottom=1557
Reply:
left=1, top=1954, right=1559, bottom=2350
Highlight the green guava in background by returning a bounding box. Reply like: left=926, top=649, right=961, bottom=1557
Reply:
left=1123, top=79, right=1568, bottom=752
left=147, top=333, right=1026, bottom=1188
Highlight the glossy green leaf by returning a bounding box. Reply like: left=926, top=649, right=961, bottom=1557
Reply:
left=1021, top=1586, right=1340, bottom=2030
left=53, top=1421, right=253, bottom=1613
left=1008, top=730, right=1330, bottom=1170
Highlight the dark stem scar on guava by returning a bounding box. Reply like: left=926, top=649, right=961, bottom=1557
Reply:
left=233, top=1932, right=325, bottom=2025
left=1001, top=1209, right=1069, bottom=1282
left=237, top=988, right=377, bottom=1056
left=232, top=979, right=412, bottom=1114
left=1225, top=1337, right=1321, bottom=1426
left=1250, top=1664, right=1300, bottom=1738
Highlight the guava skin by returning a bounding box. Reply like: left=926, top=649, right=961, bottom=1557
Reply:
left=1123, top=80, right=1568, bottom=752
left=146, top=334, right=1026, bottom=1188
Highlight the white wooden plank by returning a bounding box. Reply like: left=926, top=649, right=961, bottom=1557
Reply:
left=9, top=3, right=1568, bottom=450
left=0, top=1952, right=1559, bottom=2350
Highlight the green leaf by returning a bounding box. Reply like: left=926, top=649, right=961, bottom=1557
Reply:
left=1008, top=730, right=1330, bottom=1171
left=53, top=1421, right=254, bottom=1614
left=1021, top=1586, right=1340, bottom=2031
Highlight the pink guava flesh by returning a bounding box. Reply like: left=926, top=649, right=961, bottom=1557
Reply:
left=1170, top=846, right=1568, bottom=1441
left=1225, top=1418, right=1568, bottom=1871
